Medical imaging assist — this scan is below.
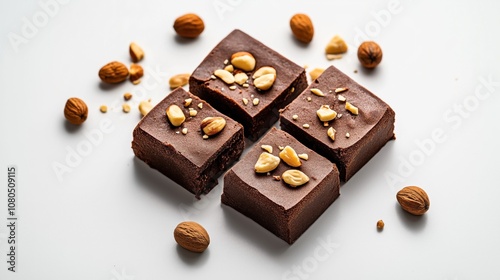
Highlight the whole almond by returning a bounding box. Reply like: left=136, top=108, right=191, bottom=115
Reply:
left=173, top=13, right=205, bottom=38
left=290, top=14, right=314, bottom=43
left=173, top=221, right=210, bottom=253
left=64, top=97, right=88, bottom=125
left=99, top=61, right=129, bottom=84
left=396, top=186, right=430, bottom=215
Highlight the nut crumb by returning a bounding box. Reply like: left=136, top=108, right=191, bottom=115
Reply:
left=189, top=109, right=198, bottom=117
left=203, top=135, right=209, bottom=139
left=124, top=93, right=132, bottom=101
left=273, top=175, right=281, bottom=181
left=326, top=54, right=343, bottom=60
left=242, top=98, right=249, bottom=105
left=298, top=153, right=308, bottom=160
left=210, top=75, right=216, bottom=80
left=337, top=113, right=343, bottom=119
left=224, top=64, right=234, bottom=72
left=377, top=220, right=384, bottom=230
left=303, top=124, right=310, bottom=128
left=184, top=98, right=193, bottom=107
left=253, top=98, right=259, bottom=106
left=223, top=59, right=229, bottom=65
left=292, top=114, right=298, bottom=120
left=337, top=95, right=346, bottom=102
left=278, top=146, right=284, bottom=150
left=335, top=87, right=348, bottom=93
left=310, top=88, right=325, bottom=97
left=198, top=103, right=203, bottom=109
left=100, top=105, right=108, bottom=113
left=229, top=85, right=237, bottom=90
left=323, top=122, right=329, bottom=127
left=132, top=79, right=141, bottom=85
left=261, top=145, right=273, bottom=153
left=346, top=132, right=350, bottom=138
left=242, top=83, right=249, bottom=88
left=291, top=87, right=295, bottom=93
left=345, top=102, right=359, bottom=115
left=354, top=69, right=358, bottom=73
left=182, top=128, right=188, bottom=135
left=307, top=97, right=312, bottom=102
left=327, top=127, right=336, bottom=141
left=122, top=103, right=131, bottom=113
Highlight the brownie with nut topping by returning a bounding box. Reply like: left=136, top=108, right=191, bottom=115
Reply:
left=280, top=66, right=395, bottom=181
left=132, top=87, right=244, bottom=198
left=189, top=29, right=308, bottom=141
left=222, top=128, right=340, bottom=244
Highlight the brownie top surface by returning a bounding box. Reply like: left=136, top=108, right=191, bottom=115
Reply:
left=191, top=29, right=305, bottom=117
left=281, top=65, right=394, bottom=149
left=135, top=87, right=242, bottom=167
left=228, top=127, right=337, bottom=210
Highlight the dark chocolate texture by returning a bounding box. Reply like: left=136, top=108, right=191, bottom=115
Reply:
left=222, top=128, right=340, bottom=244
left=189, top=29, right=308, bottom=141
left=280, top=65, right=395, bottom=181
left=132, top=87, right=245, bottom=198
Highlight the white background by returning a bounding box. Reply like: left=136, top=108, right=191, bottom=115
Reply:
left=1, top=0, right=500, bottom=279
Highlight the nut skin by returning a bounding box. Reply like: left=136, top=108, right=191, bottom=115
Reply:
left=397, top=186, right=430, bottom=216
left=290, top=14, right=314, bottom=43
left=99, top=61, right=129, bottom=84
left=64, top=97, right=88, bottom=125
left=357, top=41, right=383, bottom=69
left=173, top=13, right=205, bottom=38
left=173, top=221, right=210, bottom=253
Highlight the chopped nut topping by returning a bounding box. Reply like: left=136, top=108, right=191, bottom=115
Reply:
left=310, top=88, right=325, bottom=97
left=326, top=54, right=343, bottom=60
left=346, top=132, right=350, bottom=138
left=316, top=105, right=337, bottom=122
left=253, top=98, right=260, bottom=106
left=345, top=102, right=359, bottom=115
left=223, top=59, right=229, bottom=65
left=279, top=146, right=302, bottom=167
left=124, top=92, right=132, bottom=101
left=309, top=68, right=325, bottom=81
left=325, top=35, right=348, bottom=55
left=278, top=146, right=284, bottom=150
left=255, top=152, right=281, bottom=173
left=254, top=73, right=276, bottom=90
left=197, top=103, right=203, bottom=109
left=292, top=114, right=298, bottom=120
left=224, top=64, right=234, bottom=73
left=337, top=95, right=346, bottom=102
left=181, top=128, right=188, bottom=135
left=99, top=105, right=108, bottom=113
left=298, top=153, right=309, bottom=160
left=337, top=113, right=343, bottom=119
left=303, top=124, right=310, bottom=128
left=242, top=98, right=249, bottom=105
left=252, top=66, right=277, bottom=79
left=229, top=85, right=237, bottom=90
left=307, top=97, right=312, bottom=102
left=203, top=135, right=209, bottom=139
left=291, top=87, right=295, bottom=93
left=214, top=69, right=235, bottom=84
left=132, top=79, right=141, bottom=85
left=323, top=122, right=329, bottom=127
left=273, top=175, right=281, bottom=181
left=166, top=105, right=186, bottom=127
left=138, top=100, right=153, bottom=116
left=169, top=73, right=190, bottom=89
left=231, top=52, right=256, bottom=72
left=335, top=87, right=348, bottom=93
left=282, top=169, right=309, bottom=187
left=189, top=109, right=198, bottom=117
left=122, top=103, right=131, bottom=113
left=210, top=75, right=217, bottom=80
left=242, top=83, right=249, bottom=88
left=200, top=116, right=226, bottom=136
left=184, top=98, right=193, bottom=107
left=234, top=72, right=249, bottom=85
left=261, top=145, right=273, bottom=153
left=327, top=127, right=336, bottom=141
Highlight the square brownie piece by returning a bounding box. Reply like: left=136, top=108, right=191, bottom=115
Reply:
left=280, top=66, right=395, bottom=181
left=132, top=87, right=244, bottom=198
left=222, top=128, right=340, bottom=244
left=189, top=29, right=308, bottom=141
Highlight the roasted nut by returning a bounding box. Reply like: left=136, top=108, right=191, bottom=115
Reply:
left=214, top=69, right=235, bottom=84
left=279, top=146, right=301, bottom=167
left=129, top=64, right=143, bottom=82
left=357, top=41, right=383, bottom=69
left=345, top=102, right=359, bottom=115
left=327, top=127, right=336, bottom=141
left=169, top=73, right=190, bottom=89
left=316, top=105, right=337, bottom=122
left=377, top=220, right=385, bottom=230
left=252, top=66, right=276, bottom=79
left=254, top=74, right=275, bottom=90
left=189, top=109, right=198, bottom=117
left=200, top=117, right=226, bottom=136
left=122, top=103, right=131, bottom=113
left=98, top=61, right=129, bottom=84
left=325, top=35, right=348, bottom=54
left=261, top=145, right=273, bottom=153
left=309, top=68, right=324, bottom=81
left=252, top=98, right=260, bottom=106
left=230, top=52, right=256, bottom=72
left=197, top=103, right=203, bottom=109
left=174, top=221, right=210, bottom=253
left=138, top=100, right=153, bottom=116
left=173, top=13, right=205, bottom=38
left=234, top=72, right=249, bottom=85
left=99, top=105, right=108, bottom=113
left=184, top=98, right=193, bottom=107
left=290, top=13, right=314, bottom=43
left=282, top=169, right=309, bottom=187
left=311, top=88, right=325, bottom=97
left=397, top=186, right=430, bottom=215
left=166, top=104, right=185, bottom=127
left=254, top=152, right=281, bottom=173
left=64, top=97, right=88, bottom=125
left=123, top=92, right=133, bottom=101
left=129, top=42, right=144, bottom=62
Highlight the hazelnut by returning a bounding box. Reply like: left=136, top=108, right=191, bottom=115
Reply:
left=357, top=41, right=383, bottom=69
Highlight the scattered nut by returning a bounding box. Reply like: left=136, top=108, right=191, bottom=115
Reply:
left=279, top=146, right=301, bottom=167
left=252, top=98, right=260, bottom=106
left=307, top=97, right=312, bottom=102
left=173, top=13, right=205, bottom=38
left=124, top=92, right=133, bottom=101
left=273, top=175, right=281, bottom=181
left=335, top=87, right=348, bottom=93
left=396, top=186, right=430, bottom=215
left=98, top=61, right=129, bottom=84
left=129, top=42, right=144, bottom=62
left=230, top=52, right=256, bottom=72
left=234, top=72, right=249, bottom=85
left=64, top=97, right=88, bottom=125
left=358, top=41, right=383, bottom=69
left=316, top=105, right=337, bottom=122
left=200, top=117, right=226, bottom=136
left=214, top=69, right=235, bottom=84
left=252, top=66, right=277, bottom=79
left=99, top=105, right=108, bottom=113
left=290, top=13, right=314, bottom=43
left=292, top=114, right=298, bottom=120
left=138, top=100, right=153, bottom=116
left=184, top=98, right=193, bottom=107
left=282, top=169, right=309, bottom=187
left=327, top=127, right=336, bottom=141
left=261, top=145, right=273, bottom=153
left=311, top=88, right=325, bottom=97
left=229, top=85, right=237, bottom=90
left=323, top=122, right=329, bottom=127
left=345, top=132, right=350, bottom=138
left=173, top=221, right=210, bottom=253
left=242, top=83, right=249, bottom=88
left=242, top=98, right=249, bottom=105
left=337, top=95, right=347, bottom=102
left=325, top=35, right=348, bottom=54
left=166, top=104, right=186, bottom=127
left=326, top=54, right=343, bottom=60
left=278, top=146, right=284, bottom=150
left=202, top=135, right=209, bottom=139
left=377, top=220, right=385, bottom=230
left=224, top=64, right=234, bottom=73
left=345, top=102, right=359, bottom=115
left=254, top=74, right=276, bottom=91
left=182, top=128, right=188, bottom=135
left=169, top=73, right=190, bottom=89
left=129, top=63, right=143, bottom=82
left=298, top=153, right=308, bottom=160
left=303, top=124, right=310, bottom=128
left=122, top=103, right=131, bottom=113
left=189, top=109, right=198, bottom=117
left=255, top=152, right=281, bottom=173
left=309, top=68, right=324, bottom=81
left=197, top=103, right=203, bottom=109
